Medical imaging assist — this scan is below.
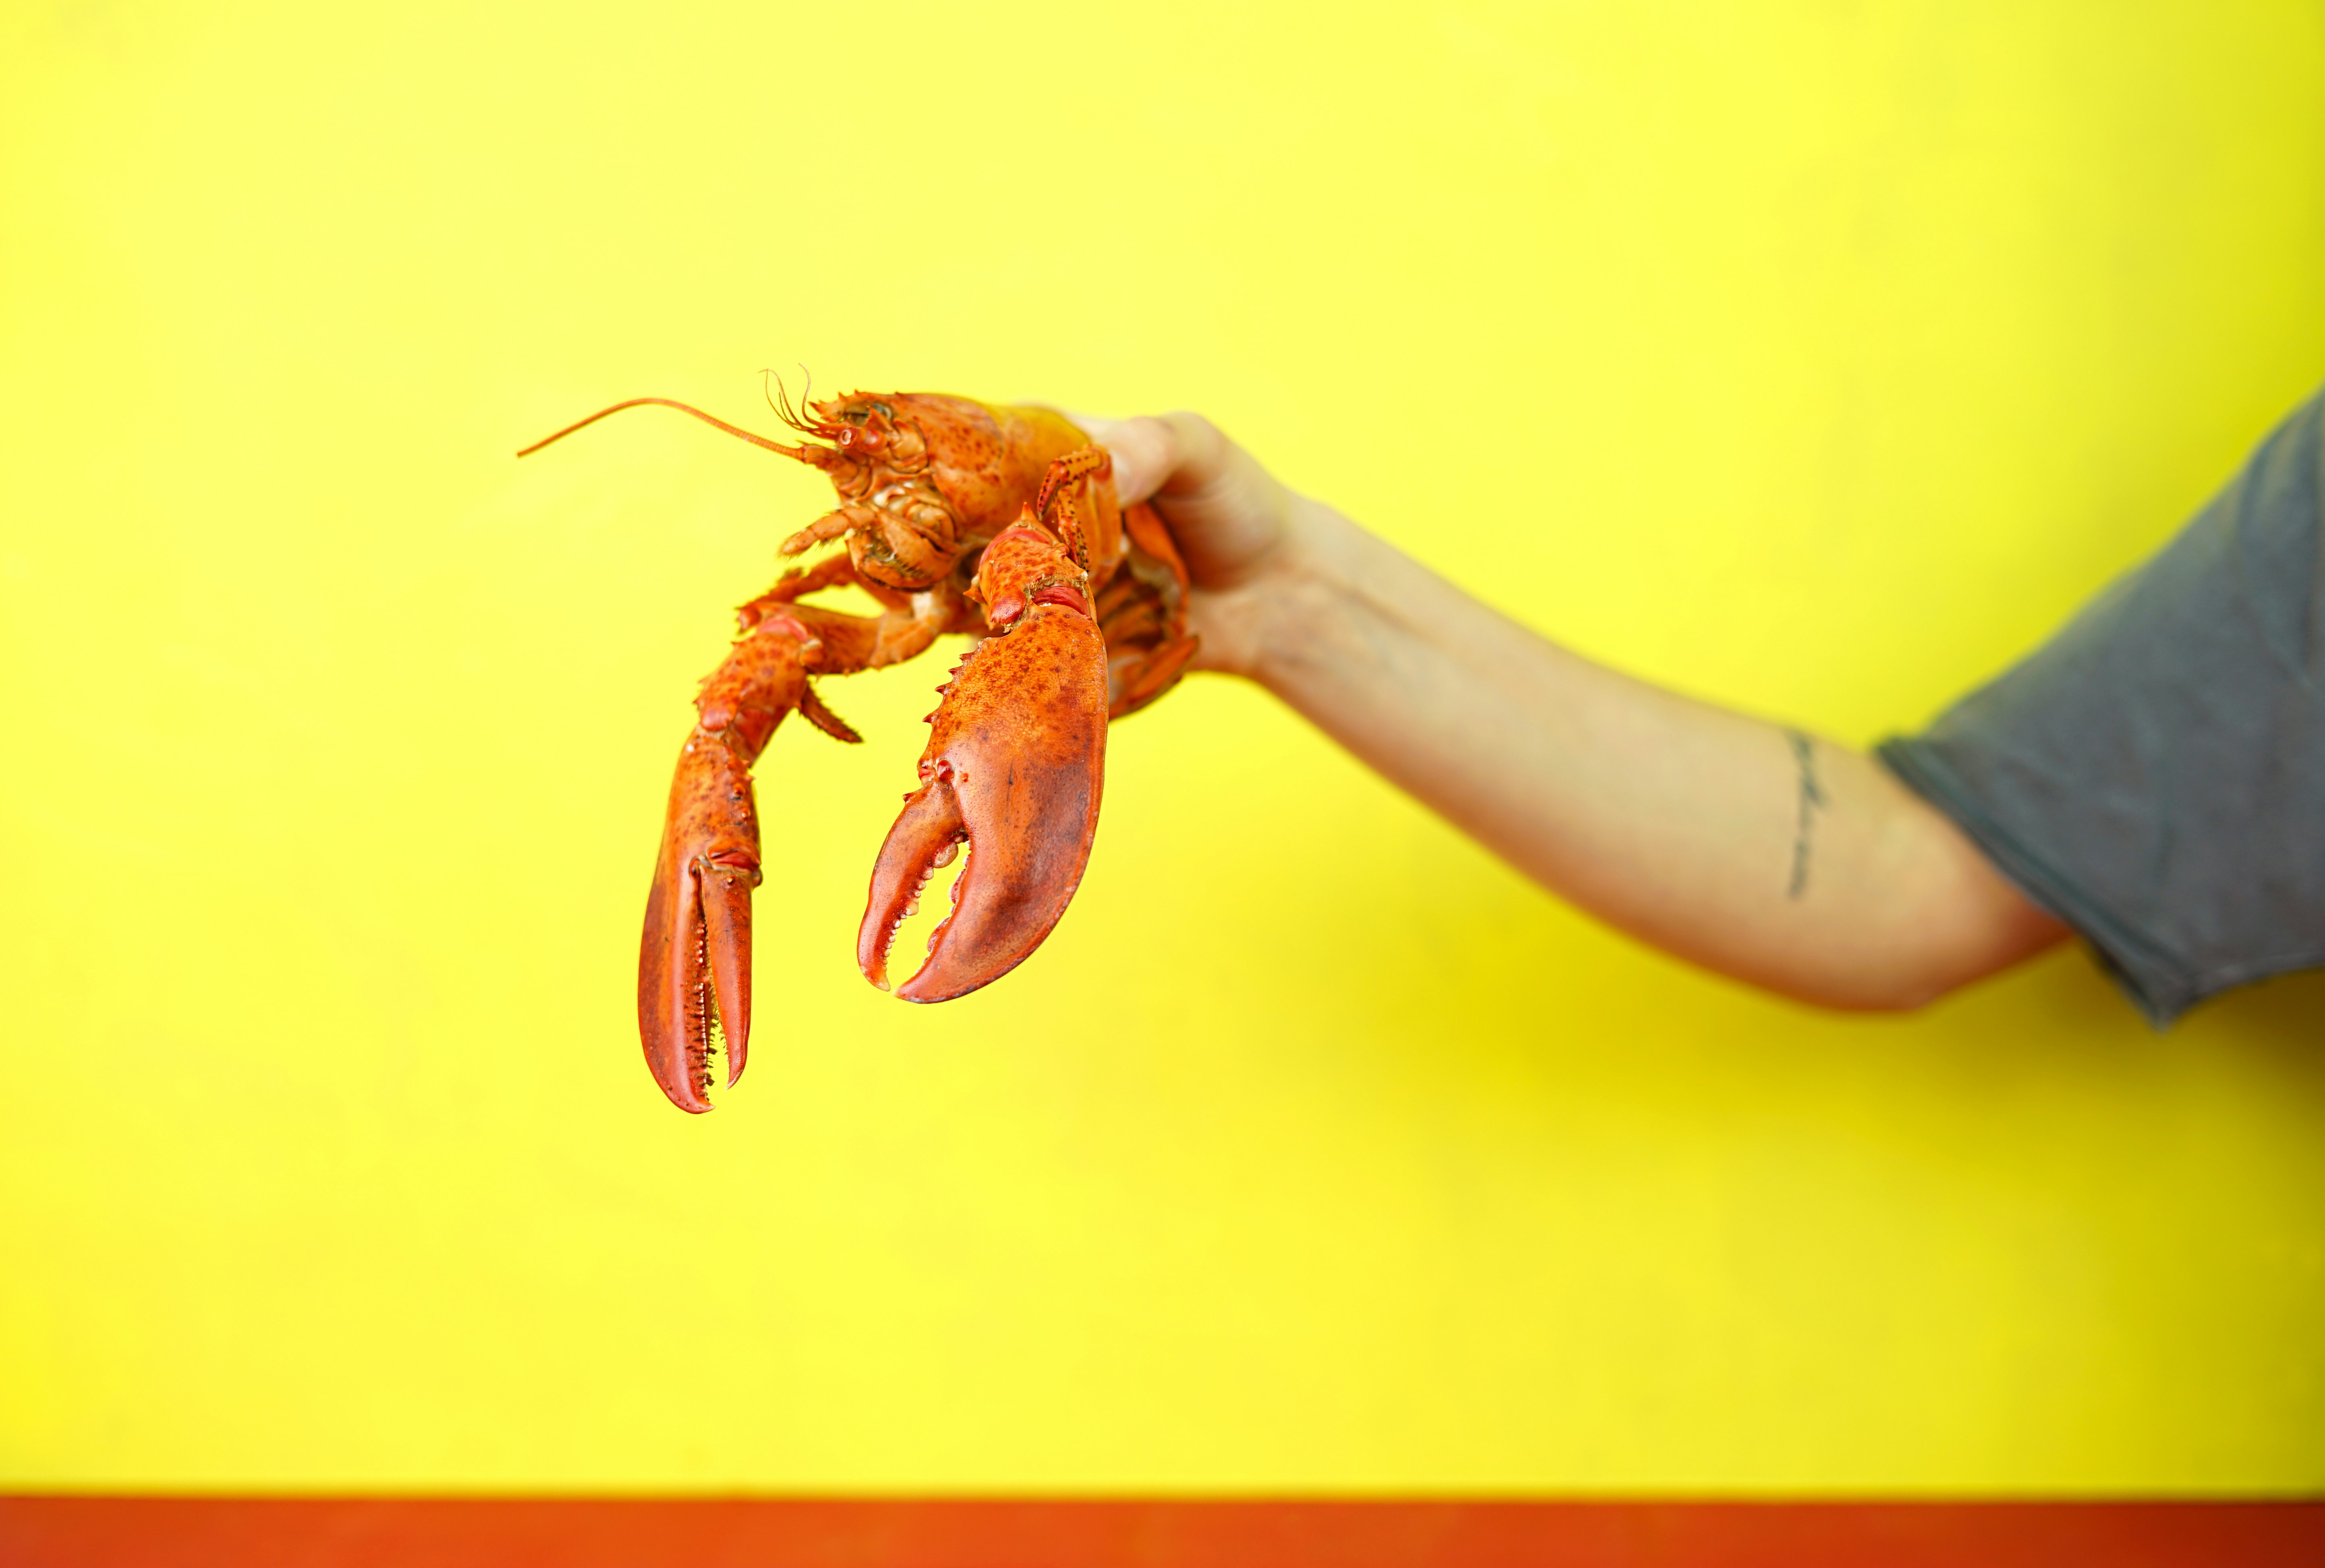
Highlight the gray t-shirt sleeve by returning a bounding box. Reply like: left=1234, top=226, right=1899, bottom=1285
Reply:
left=1876, top=388, right=2325, bottom=1024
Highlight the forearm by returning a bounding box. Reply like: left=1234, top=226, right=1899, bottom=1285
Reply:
left=1206, top=497, right=2067, bottom=1009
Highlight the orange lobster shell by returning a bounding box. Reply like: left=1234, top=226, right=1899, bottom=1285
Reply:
left=520, top=386, right=1198, bottom=1111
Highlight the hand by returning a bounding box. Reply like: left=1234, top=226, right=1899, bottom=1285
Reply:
left=1069, top=410, right=1321, bottom=679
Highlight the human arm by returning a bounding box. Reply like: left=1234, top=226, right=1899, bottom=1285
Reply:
left=1080, top=410, right=2069, bottom=1011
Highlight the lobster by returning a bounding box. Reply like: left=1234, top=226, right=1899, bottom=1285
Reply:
left=519, top=384, right=1199, bottom=1112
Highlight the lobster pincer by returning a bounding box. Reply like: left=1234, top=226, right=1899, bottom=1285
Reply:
left=859, top=501, right=1110, bottom=1002
left=636, top=621, right=792, bottom=1113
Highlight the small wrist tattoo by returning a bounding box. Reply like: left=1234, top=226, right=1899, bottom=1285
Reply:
left=1786, top=728, right=1826, bottom=900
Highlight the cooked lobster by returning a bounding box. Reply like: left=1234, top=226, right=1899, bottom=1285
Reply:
left=520, top=385, right=1198, bottom=1112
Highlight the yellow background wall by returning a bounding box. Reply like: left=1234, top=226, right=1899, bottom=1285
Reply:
left=3, top=0, right=2323, bottom=1493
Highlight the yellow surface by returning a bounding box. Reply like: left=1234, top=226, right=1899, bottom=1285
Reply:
left=3, top=0, right=2323, bottom=1494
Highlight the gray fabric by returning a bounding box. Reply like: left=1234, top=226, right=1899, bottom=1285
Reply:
left=1877, top=389, right=2325, bottom=1024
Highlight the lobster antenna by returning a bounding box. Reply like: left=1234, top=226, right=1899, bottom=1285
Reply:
left=515, top=397, right=814, bottom=459
left=761, top=368, right=808, bottom=435
left=759, top=363, right=823, bottom=438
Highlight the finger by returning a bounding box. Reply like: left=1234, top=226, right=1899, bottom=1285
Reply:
left=1062, top=411, right=1174, bottom=507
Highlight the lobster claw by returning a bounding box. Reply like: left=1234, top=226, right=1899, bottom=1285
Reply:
left=858, top=511, right=1109, bottom=1002
left=637, top=736, right=761, bottom=1112
left=636, top=626, right=804, bottom=1113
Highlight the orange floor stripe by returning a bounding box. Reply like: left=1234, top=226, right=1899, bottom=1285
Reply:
left=3, top=1498, right=2322, bottom=1567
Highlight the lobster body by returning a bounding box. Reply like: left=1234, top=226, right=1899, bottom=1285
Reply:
left=520, top=386, right=1198, bottom=1111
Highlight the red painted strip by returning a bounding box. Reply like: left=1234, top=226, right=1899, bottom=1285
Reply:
left=2, top=1498, right=2321, bottom=1568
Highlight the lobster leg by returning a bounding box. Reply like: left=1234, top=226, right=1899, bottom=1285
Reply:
left=1098, top=499, right=1201, bottom=718
left=859, top=493, right=1112, bottom=1003
left=642, top=587, right=952, bottom=1112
